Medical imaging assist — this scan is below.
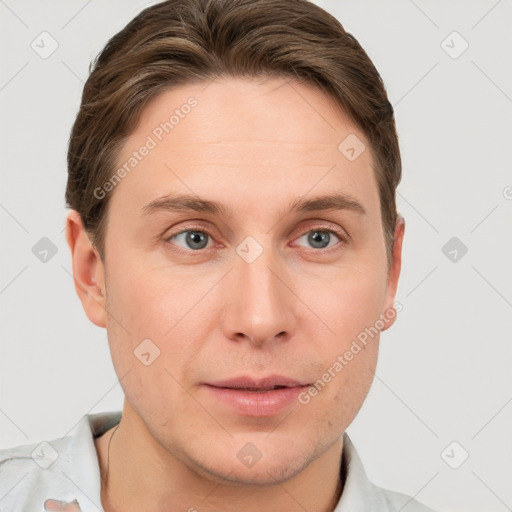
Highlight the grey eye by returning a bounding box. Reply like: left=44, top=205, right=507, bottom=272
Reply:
left=170, top=230, right=210, bottom=250
left=296, top=230, right=339, bottom=249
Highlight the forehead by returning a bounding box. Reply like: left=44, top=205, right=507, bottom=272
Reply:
left=134, top=76, right=363, bottom=147
left=109, top=76, right=379, bottom=221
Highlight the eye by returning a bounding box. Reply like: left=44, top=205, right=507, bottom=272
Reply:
left=166, top=229, right=213, bottom=251
left=164, top=225, right=347, bottom=254
left=295, top=229, right=343, bottom=250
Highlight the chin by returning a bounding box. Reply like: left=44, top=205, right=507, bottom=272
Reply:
left=206, top=454, right=311, bottom=487
left=186, top=435, right=317, bottom=486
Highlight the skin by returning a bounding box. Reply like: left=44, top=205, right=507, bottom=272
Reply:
left=66, top=76, right=404, bottom=512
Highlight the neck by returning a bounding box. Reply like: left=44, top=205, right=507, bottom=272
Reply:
left=96, top=403, right=345, bottom=512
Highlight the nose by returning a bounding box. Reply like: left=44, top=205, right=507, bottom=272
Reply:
left=220, top=241, right=298, bottom=348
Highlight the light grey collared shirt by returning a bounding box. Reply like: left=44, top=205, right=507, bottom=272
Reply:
left=0, top=411, right=440, bottom=511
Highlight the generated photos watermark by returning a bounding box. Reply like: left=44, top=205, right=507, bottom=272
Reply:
left=298, top=301, right=403, bottom=405
left=93, top=96, right=198, bottom=200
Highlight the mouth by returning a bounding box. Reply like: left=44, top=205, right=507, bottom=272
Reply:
left=202, top=376, right=310, bottom=417
left=206, top=375, right=309, bottom=390
left=223, top=385, right=291, bottom=392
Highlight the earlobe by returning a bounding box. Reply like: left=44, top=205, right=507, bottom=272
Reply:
left=65, top=210, right=107, bottom=328
left=381, top=214, right=405, bottom=332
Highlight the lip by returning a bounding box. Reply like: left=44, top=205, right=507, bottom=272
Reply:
left=203, top=375, right=310, bottom=417
left=207, top=375, right=308, bottom=389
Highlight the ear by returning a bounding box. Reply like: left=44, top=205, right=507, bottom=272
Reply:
left=65, top=210, right=107, bottom=328
left=381, top=214, right=405, bottom=332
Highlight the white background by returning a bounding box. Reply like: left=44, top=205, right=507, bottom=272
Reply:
left=1, top=1, right=511, bottom=511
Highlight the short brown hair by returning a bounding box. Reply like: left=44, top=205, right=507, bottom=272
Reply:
left=66, top=0, right=401, bottom=262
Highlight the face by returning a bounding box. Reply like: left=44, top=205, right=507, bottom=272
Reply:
left=69, top=76, right=403, bottom=486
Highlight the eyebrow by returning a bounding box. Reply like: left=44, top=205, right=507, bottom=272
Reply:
left=141, top=192, right=366, bottom=218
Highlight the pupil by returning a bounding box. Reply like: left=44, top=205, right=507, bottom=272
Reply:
left=309, top=231, right=329, bottom=248
left=187, top=231, right=207, bottom=249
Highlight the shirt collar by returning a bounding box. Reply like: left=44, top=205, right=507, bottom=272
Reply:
left=66, top=411, right=121, bottom=511
left=334, top=433, right=389, bottom=511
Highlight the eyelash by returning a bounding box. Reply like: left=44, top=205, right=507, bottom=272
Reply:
left=164, top=224, right=348, bottom=255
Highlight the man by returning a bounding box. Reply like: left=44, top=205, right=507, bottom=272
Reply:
left=0, top=0, right=440, bottom=510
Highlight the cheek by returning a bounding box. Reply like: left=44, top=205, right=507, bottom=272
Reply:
left=106, top=256, right=184, bottom=335
left=304, top=264, right=387, bottom=342
left=103, top=259, right=208, bottom=385
left=294, top=266, right=384, bottom=409
left=298, top=331, right=379, bottom=434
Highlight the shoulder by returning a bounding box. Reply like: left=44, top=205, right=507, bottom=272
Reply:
left=374, top=485, right=441, bottom=512
left=337, top=434, right=445, bottom=512
left=0, top=434, right=75, bottom=509
left=0, top=431, right=74, bottom=472
left=0, top=411, right=121, bottom=512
